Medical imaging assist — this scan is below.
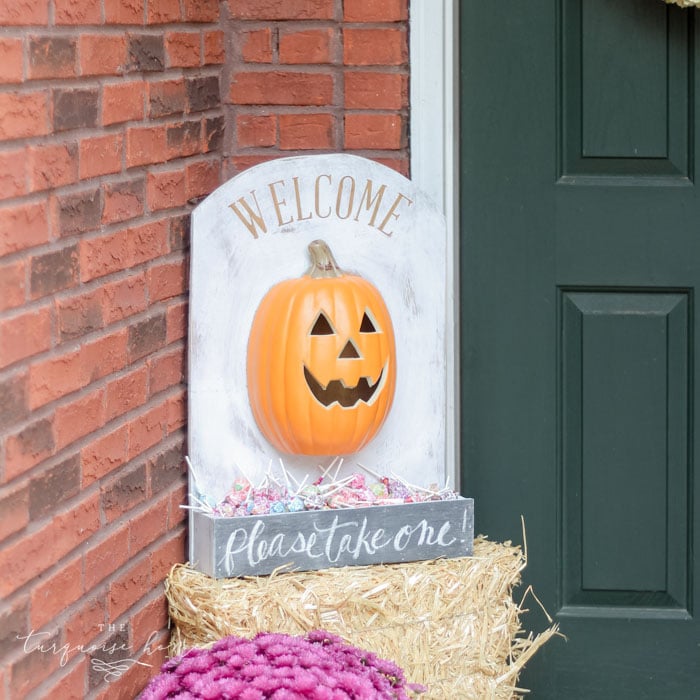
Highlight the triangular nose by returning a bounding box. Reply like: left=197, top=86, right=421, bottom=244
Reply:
left=338, top=340, right=361, bottom=359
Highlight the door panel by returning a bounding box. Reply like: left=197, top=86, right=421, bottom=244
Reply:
left=460, top=1, right=700, bottom=697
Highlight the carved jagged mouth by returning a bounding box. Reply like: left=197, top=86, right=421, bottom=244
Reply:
left=303, top=365, right=386, bottom=408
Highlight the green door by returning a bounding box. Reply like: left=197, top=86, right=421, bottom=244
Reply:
left=460, top=1, right=700, bottom=697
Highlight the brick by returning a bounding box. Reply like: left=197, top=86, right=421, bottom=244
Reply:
left=79, top=230, right=128, bottom=282
left=149, top=441, right=184, bottom=493
left=185, top=159, right=219, bottom=199
left=0, top=91, right=49, bottom=140
left=88, top=628, right=131, bottom=689
left=28, top=35, right=76, bottom=79
left=231, top=71, right=333, bottom=105
left=344, top=113, right=403, bottom=149
left=0, top=147, right=27, bottom=200
left=128, top=313, right=167, bottom=363
left=29, top=454, right=80, bottom=519
left=79, top=133, right=124, bottom=179
left=82, top=327, right=129, bottom=379
left=81, top=424, right=129, bottom=485
left=148, top=347, right=184, bottom=395
left=0, top=0, right=49, bottom=24
left=150, top=528, right=185, bottom=581
left=128, top=402, right=167, bottom=459
left=0, top=371, right=27, bottom=426
left=0, top=305, right=52, bottom=369
left=148, top=78, right=186, bottom=118
left=30, top=555, right=84, bottom=629
left=79, top=34, right=128, bottom=76
left=0, top=259, right=26, bottom=311
left=102, top=177, right=145, bottom=225
left=345, top=71, right=407, bottom=109
left=128, top=34, right=165, bottom=72
left=227, top=154, right=277, bottom=174
left=102, top=462, right=147, bottom=522
left=168, top=214, right=190, bottom=251
left=130, top=595, right=168, bottom=651
left=0, top=524, right=54, bottom=595
left=169, top=482, right=187, bottom=525
left=129, top=219, right=169, bottom=265
left=105, top=0, right=144, bottom=24
left=236, top=114, right=276, bottom=147
left=53, top=187, right=102, bottom=237
left=57, top=288, right=104, bottom=341
left=147, top=258, right=187, bottom=302
left=166, top=389, right=186, bottom=432
left=166, top=120, right=201, bottom=160
left=52, top=490, right=101, bottom=552
left=186, top=74, right=219, bottom=112
left=204, top=115, right=224, bottom=152
left=343, top=28, right=407, bottom=65
left=54, top=389, right=106, bottom=450
left=164, top=31, right=200, bottom=68
left=147, top=169, right=186, bottom=211
left=280, top=113, right=335, bottom=150
left=0, top=597, right=29, bottom=659
left=3, top=417, right=54, bottom=481
left=28, top=141, right=79, bottom=192
left=147, top=0, right=181, bottom=23
left=165, top=301, right=187, bottom=343
left=28, top=347, right=85, bottom=408
left=55, top=0, right=102, bottom=24
left=10, top=629, right=61, bottom=697
left=102, top=274, right=147, bottom=323
left=53, top=88, right=99, bottom=132
left=343, top=0, right=407, bottom=21
left=0, top=200, right=49, bottom=255
left=0, top=481, right=29, bottom=541
left=203, top=29, right=225, bottom=65
left=230, top=0, right=334, bottom=20
left=126, top=125, right=167, bottom=167
left=84, top=522, right=130, bottom=588
left=0, top=38, right=24, bottom=83
left=41, top=658, right=87, bottom=700
left=241, top=28, right=272, bottom=63
left=129, top=495, right=169, bottom=553
left=183, top=0, right=219, bottom=22
left=102, top=80, right=146, bottom=126
left=280, top=29, right=333, bottom=64
left=30, top=243, right=80, bottom=300
left=105, top=366, right=149, bottom=420
left=64, top=597, right=106, bottom=652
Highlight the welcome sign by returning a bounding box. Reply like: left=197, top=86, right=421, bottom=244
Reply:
left=188, top=154, right=470, bottom=577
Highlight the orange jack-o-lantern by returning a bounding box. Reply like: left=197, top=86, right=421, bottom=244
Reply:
left=247, top=240, right=396, bottom=455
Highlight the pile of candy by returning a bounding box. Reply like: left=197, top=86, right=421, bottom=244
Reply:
left=187, top=460, right=458, bottom=518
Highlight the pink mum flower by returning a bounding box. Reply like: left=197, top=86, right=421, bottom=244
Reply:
left=139, top=631, right=425, bottom=699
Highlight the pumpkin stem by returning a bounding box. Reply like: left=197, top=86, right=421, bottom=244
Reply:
left=307, top=240, right=343, bottom=278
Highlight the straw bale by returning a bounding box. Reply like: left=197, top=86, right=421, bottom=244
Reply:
left=165, top=537, right=559, bottom=699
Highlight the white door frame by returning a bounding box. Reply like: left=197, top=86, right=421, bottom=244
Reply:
left=410, top=0, right=460, bottom=486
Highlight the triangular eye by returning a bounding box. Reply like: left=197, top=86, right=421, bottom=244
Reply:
left=360, top=311, right=378, bottom=333
left=310, top=312, right=335, bottom=335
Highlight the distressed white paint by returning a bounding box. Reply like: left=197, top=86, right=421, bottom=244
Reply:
left=189, top=154, right=449, bottom=501
left=410, top=0, right=460, bottom=486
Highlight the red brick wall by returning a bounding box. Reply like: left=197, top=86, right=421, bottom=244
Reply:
left=0, top=2, right=224, bottom=698
left=225, top=0, right=409, bottom=176
left=0, top=1, right=409, bottom=698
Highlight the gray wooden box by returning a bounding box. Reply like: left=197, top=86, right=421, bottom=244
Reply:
left=189, top=498, right=474, bottom=578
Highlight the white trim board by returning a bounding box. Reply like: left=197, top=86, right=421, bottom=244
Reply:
left=410, top=0, right=460, bottom=488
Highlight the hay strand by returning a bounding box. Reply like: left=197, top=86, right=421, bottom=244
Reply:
left=165, top=537, right=559, bottom=699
